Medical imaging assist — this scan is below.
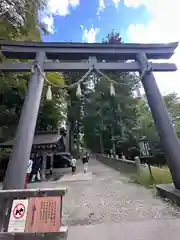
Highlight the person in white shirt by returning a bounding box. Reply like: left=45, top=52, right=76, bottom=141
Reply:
left=24, top=158, right=33, bottom=188
left=122, top=154, right=126, bottom=161
left=27, top=159, right=33, bottom=174
left=71, top=157, right=76, bottom=174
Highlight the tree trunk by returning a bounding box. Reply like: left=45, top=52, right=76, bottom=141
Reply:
left=76, top=121, right=80, bottom=156
left=111, top=127, right=116, bottom=157
left=99, top=133, right=104, bottom=154
left=67, top=119, right=74, bottom=154
left=66, top=121, right=71, bottom=152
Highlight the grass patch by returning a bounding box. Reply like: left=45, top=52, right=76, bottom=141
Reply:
left=131, top=166, right=172, bottom=188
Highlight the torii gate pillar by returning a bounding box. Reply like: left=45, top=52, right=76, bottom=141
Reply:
left=3, top=52, right=46, bottom=190
left=137, top=52, right=180, bottom=189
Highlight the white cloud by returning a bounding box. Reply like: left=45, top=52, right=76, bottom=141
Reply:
left=112, top=0, right=142, bottom=9
left=47, top=0, right=79, bottom=16
left=81, top=25, right=99, bottom=43
left=42, top=14, right=55, bottom=33
left=97, top=0, right=105, bottom=17
left=124, top=0, right=143, bottom=8
left=126, top=0, right=180, bottom=95
left=42, top=0, right=80, bottom=33
left=69, top=0, right=80, bottom=8
left=112, top=0, right=120, bottom=8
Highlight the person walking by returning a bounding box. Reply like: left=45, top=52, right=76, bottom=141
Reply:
left=31, top=154, right=42, bottom=182
left=71, top=157, right=76, bottom=174
left=82, top=152, right=89, bottom=173
left=24, top=158, right=33, bottom=188
left=121, top=153, right=126, bottom=161
left=31, top=158, right=36, bottom=182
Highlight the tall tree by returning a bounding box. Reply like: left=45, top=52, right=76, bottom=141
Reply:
left=82, top=31, right=139, bottom=154
left=0, top=0, right=48, bottom=40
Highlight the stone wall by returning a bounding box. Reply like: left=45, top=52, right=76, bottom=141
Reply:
left=96, top=154, right=139, bottom=175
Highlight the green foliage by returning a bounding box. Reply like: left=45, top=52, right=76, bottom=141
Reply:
left=37, top=100, right=61, bottom=131
left=0, top=0, right=42, bottom=141
left=102, top=30, right=123, bottom=44
left=0, top=0, right=48, bottom=39
left=0, top=72, right=28, bottom=140
left=164, top=93, right=180, bottom=136
left=132, top=166, right=172, bottom=188
left=0, top=1, right=66, bottom=142
left=46, top=72, right=64, bottom=86
left=37, top=72, right=67, bottom=132
left=134, top=93, right=180, bottom=156
left=82, top=75, right=139, bottom=152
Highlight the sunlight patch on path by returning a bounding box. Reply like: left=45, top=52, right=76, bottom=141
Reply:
left=58, top=172, right=93, bottom=182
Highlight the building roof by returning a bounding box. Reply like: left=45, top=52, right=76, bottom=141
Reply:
left=0, top=132, right=63, bottom=148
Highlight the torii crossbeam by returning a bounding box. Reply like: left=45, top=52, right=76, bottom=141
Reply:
left=0, top=40, right=180, bottom=190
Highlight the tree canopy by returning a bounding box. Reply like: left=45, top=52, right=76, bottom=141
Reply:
left=0, top=0, right=48, bottom=40
left=0, top=1, right=66, bottom=142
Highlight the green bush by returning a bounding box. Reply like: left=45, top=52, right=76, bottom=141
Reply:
left=132, top=166, right=172, bottom=188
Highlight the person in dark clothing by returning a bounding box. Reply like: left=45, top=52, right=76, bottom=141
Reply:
left=49, top=166, right=53, bottom=175
left=31, top=154, right=42, bottom=182
left=31, top=159, right=37, bottom=182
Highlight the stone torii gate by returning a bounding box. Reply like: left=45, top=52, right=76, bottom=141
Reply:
left=0, top=40, right=180, bottom=190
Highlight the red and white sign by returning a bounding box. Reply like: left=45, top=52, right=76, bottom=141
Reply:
left=13, top=203, right=26, bottom=219
left=8, top=199, right=29, bottom=233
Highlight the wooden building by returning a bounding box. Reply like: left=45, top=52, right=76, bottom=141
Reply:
left=0, top=131, right=66, bottom=180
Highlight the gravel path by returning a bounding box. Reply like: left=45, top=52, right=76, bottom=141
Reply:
left=29, top=157, right=180, bottom=226
left=29, top=157, right=180, bottom=239
left=55, top=158, right=180, bottom=226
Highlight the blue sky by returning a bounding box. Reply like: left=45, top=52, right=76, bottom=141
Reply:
left=42, top=0, right=180, bottom=95
left=43, top=0, right=151, bottom=43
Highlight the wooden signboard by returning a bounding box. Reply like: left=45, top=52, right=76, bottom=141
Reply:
left=25, top=197, right=61, bottom=233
